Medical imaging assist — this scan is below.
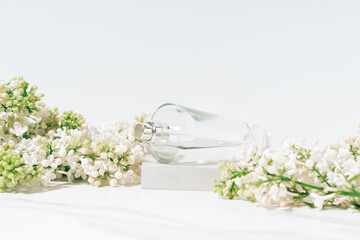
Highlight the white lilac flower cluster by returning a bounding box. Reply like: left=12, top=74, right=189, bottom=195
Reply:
left=214, top=136, right=360, bottom=211
left=0, top=77, right=145, bottom=192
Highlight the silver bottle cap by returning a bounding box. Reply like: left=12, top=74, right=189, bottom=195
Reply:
left=134, top=121, right=170, bottom=142
left=134, top=122, right=154, bottom=142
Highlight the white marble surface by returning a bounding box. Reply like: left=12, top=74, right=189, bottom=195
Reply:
left=0, top=182, right=359, bottom=240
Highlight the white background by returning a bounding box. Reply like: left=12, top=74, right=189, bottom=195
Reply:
left=1, top=0, right=360, bottom=146
left=1, top=2, right=360, bottom=240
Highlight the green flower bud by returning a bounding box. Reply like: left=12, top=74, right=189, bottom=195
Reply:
left=60, top=111, right=85, bottom=130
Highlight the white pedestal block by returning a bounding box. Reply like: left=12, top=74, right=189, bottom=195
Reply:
left=141, top=162, right=220, bottom=191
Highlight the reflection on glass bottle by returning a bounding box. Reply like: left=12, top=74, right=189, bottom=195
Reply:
left=134, top=103, right=271, bottom=164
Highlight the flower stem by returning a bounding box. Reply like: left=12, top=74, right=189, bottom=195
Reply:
left=313, top=166, right=331, bottom=187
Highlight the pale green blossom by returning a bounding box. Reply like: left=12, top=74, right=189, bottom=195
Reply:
left=0, top=77, right=146, bottom=190
left=214, top=136, right=360, bottom=211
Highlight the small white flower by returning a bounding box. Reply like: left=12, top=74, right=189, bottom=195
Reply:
left=115, top=171, right=123, bottom=179
left=305, top=159, right=314, bottom=169
left=10, top=122, right=28, bottom=137
left=91, top=171, right=99, bottom=178
left=110, top=179, right=118, bottom=187
left=310, top=193, right=336, bottom=209
left=267, top=166, right=278, bottom=175
left=58, top=148, right=67, bottom=158
left=109, top=164, right=117, bottom=172
left=94, top=180, right=101, bottom=187
left=88, top=177, right=95, bottom=184
left=41, top=160, right=49, bottom=167
left=55, top=158, right=62, bottom=165
left=269, top=185, right=280, bottom=202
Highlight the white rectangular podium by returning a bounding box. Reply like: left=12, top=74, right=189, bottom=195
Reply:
left=141, top=162, right=220, bottom=191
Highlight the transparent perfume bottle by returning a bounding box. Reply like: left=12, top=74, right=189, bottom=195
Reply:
left=135, top=103, right=270, bottom=164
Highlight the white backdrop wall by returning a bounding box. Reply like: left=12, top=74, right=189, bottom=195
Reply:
left=1, top=0, right=359, bottom=146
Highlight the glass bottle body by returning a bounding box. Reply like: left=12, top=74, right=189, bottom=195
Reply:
left=136, top=103, right=270, bottom=164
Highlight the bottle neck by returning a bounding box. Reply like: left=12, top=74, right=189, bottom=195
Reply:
left=134, top=121, right=170, bottom=142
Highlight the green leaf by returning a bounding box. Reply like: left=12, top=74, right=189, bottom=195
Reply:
left=348, top=174, right=360, bottom=182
